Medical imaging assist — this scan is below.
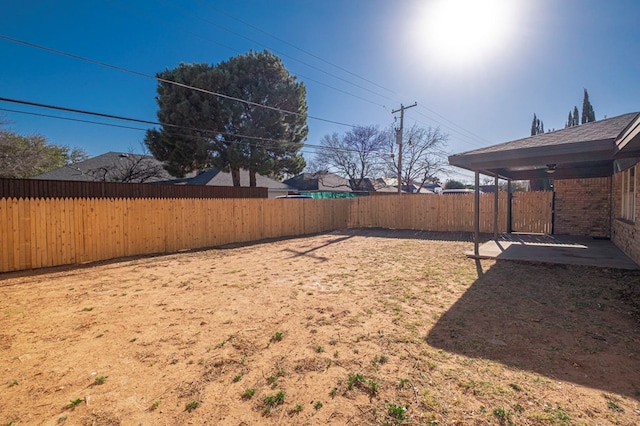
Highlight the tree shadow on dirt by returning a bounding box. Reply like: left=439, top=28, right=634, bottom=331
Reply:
left=282, top=235, right=355, bottom=261
left=334, top=227, right=493, bottom=243
left=425, top=260, right=640, bottom=398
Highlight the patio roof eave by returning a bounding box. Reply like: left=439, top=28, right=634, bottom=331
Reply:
left=449, top=139, right=616, bottom=180
left=614, top=113, right=640, bottom=153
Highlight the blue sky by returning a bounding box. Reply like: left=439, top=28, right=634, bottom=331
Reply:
left=1, top=0, right=639, bottom=182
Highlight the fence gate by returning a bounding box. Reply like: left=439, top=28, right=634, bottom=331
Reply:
left=511, top=191, right=553, bottom=234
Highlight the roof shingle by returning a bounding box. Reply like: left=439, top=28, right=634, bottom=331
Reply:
left=456, top=112, right=639, bottom=156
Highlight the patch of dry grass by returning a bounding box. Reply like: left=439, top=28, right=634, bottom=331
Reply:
left=1, top=229, right=639, bottom=425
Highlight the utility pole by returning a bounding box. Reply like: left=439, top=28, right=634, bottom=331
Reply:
left=391, top=102, right=417, bottom=194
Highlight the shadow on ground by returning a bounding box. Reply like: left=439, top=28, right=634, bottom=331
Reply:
left=425, top=260, right=640, bottom=399
left=0, top=228, right=488, bottom=283
left=282, top=235, right=355, bottom=261
left=335, top=227, right=493, bottom=243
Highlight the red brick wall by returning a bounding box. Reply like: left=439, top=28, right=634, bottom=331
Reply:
left=553, top=177, right=611, bottom=237
left=612, top=164, right=640, bottom=265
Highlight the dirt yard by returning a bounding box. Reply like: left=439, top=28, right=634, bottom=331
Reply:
left=1, top=229, right=639, bottom=425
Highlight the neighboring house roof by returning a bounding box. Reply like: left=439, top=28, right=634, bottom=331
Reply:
left=161, top=168, right=293, bottom=190
left=284, top=172, right=352, bottom=192
left=402, top=184, right=438, bottom=194
left=449, top=112, right=640, bottom=180
left=479, top=185, right=499, bottom=193
left=415, top=187, right=436, bottom=194
left=376, top=186, right=401, bottom=193
left=347, top=178, right=439, bottom=194
left=348, top=178, right=395, bottom=192
left=422, top=183, right=443, bottom=192
left=33, top=152, right=172, bottom=183
left=33, top=151, right=293, bottom=190
left=380, top=177, right=437, bottom=193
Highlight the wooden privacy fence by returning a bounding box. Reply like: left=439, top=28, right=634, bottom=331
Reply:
left=0, top=178, right=267, bottom=199
left=349, top=193, right=508, bottom=232
left=512, top=191, right=553, bottom=234
left=0, top=192, right=551, bottom=273
left=0, top=198, right=350, bottom=272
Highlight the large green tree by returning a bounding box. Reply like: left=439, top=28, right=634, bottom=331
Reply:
left=145, top=50, right=308, bottom=186
left=0, top=126, right=87, bottom=178
left=145, top=63, right=223, bottom=178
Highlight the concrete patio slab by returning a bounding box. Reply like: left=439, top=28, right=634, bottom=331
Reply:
left=467, top=234, right=639, bottom=270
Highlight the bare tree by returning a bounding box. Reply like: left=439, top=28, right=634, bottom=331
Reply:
left=88, top=149, right=168, bottom=183
left=384, top=124, right=448, bottom=193
left=313, top=125, right=386, bottom=190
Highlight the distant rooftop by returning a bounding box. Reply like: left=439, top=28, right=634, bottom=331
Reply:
left=284, top=172, right=352, bottom=192
left=34, top=152, right=172, bottom=183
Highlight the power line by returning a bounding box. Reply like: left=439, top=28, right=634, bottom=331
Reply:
left=0, top=34, right=356, bottom=128
left=1, top=27, right=492, bottom=152
left=0, top=100, right=364, bottom=154
left=416, top=105, right=491, bottom=145
left=396, top=113, right=481, bottom=147
left=0, top=35, right=491, bottom=150
left=3, top=102, right=464, bottom=182
left=386, top=108, right=485, bottom=150
left=0, top=97, right=301, bottom=148
left=106, top=0, right=386, bottom=108
left=1, top=96, right=481, bottom=164
left=405, top=110, right=485, bottom=149
left=0, top=107, right=154, bottom=132
left=195, top=0, right=395, bottom=94
left=153, top=0, right=394, bottom=102
left=181, top=1, right=493, bottom=147
left=0, top=96, right=163, bottom=127
left=0, top=103, right=427, bottom=162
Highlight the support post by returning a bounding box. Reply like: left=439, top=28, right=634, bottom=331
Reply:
left=506, top=178, right=512, bottom=233
left=474, top=171, right=480, bottom=257
left=493, top=175, right=499, bottom=239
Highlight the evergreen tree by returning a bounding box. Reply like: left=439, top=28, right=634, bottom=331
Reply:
left=529, top=110, right=551, bottom=189
left=581, top=88, right=595, bottom=124
left=565, top=90, right=595, bottom=128
left=530, top=113, right=544, bottom=135
left=566, top=107, right=579, bottom=127
left=444, top=179, right=465, bottom=189
left=145, top=51, right=308, bottom=185
left=572, top=106, right=579, bottom=126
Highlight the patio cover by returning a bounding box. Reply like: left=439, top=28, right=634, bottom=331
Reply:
left=448, top=111, right=640, bottom=256
left=449, top=112, right=640, bottom=180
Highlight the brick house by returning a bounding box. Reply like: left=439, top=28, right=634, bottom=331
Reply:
left=449, top=112, right=640, bottom=265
